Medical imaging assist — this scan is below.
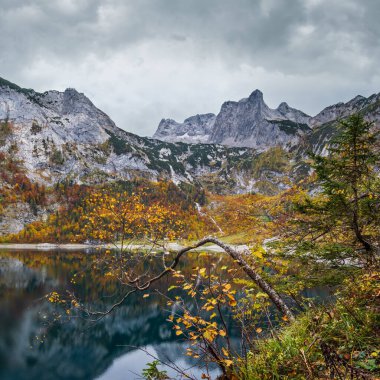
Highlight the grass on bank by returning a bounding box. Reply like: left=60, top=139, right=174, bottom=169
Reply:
left=241, top=270, right=380, bottom=379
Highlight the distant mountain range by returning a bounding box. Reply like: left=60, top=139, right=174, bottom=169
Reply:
left=153, top=88, right=380, bottom=150
left=1, top=76, right=379, bottom=196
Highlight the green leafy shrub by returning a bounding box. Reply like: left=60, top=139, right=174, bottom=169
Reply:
left=245, top=271, right=380, bottom=379
left=0, top=120, right=12, bottom=146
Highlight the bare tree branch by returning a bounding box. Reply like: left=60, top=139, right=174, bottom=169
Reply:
left=87, top=237, right=295, bottom=322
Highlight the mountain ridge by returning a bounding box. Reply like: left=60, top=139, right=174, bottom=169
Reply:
left=153, top=88, right=380, bottom=151
left=1, top=76, right=379, bottom=194
left=1, top=76, right=380, bottom=235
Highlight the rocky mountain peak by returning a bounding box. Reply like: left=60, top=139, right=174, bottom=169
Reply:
left=248, top=89, right=264, bottom=103
left=277, top=102, right=289, bottom=112
left=183, top=113, right=215, bottom=124
left=350, top=95, right=365, bottom=103
left=310, top=92, right=380, bottom=127
left=153, top=89, right=314, bottom=149
left=61, top=88, right=95, bottom=115
left=153, top=113, right=216, bottom=144
left=276, top=101, right=311, bottom=125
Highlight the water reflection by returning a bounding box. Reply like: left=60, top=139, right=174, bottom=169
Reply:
left=0, top=250, right=332, bottom=380
left=0, top=250, right=226, bottom=380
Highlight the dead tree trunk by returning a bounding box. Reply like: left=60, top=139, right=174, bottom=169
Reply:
left=133, top=237, right=295, bottom=322
left=92, top=237, right=295, bottom=322
left=201, top=237, right=295, bottom=322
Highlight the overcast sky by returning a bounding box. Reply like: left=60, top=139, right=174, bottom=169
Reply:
left=0, top=0, right=379, bottom=136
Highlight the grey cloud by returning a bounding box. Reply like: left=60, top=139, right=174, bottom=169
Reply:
left=1, top=0, right=375, bottom=74
left=0, top=0, right=379, bottom=135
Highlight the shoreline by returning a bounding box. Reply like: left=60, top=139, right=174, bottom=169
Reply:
left=0, top=243, right=98, bottom=251
left=0, top=242, right=249, bottom=253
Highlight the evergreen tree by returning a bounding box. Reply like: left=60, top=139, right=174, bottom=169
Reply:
left=298, top=114, right=380, bottom=264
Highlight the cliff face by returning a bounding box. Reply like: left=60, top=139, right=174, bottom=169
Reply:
left=152, top=88, right=380, bottom=152
left=208, top=90, right=311, bottom=150
left=1, top=77, right=379, bottom=195
left=1, top=77, right=380, bottom=234
left=0, top=80, right=155, bottom=185
left=153, top=89, right=313, bottom=150
left=153, top=113, right=216, bottom=143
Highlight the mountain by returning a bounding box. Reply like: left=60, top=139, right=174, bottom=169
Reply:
left=1, top=76, right=379, bottom=195
left=153, top=89, right=312, bottom=150
left=0, top=77, right=259, bottom=192
left=1, top=77, right=380, bottom=235
left=209, top=89, right=312, bottom=150
left=298, top=92, right=380, bottom=156
left=153, top=113, right=216, bottom=143
left=152, top=89, right=380, bottom=152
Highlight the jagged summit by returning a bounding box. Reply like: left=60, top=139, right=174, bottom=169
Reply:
left=153, top=88, right=380, bottom=150
left=248, top=89, right=264, bottom=102
left=153, top=113, right=216, bottom=144
left=309, top=92, right=380, bottom=127
left=0, top=76, right=379, bottom=196
left=184, top=113, right=216, bottom=124
left=277, top=102, right=289, bottom=111
left=154, top=89, right=313, bottom=149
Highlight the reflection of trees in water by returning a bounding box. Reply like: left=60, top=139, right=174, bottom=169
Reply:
left=0, top=250, right=240, bottom=380
left=0, top=293, right=187, bottom=379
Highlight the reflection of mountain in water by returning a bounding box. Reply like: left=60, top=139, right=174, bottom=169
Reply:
left=0, top=250, right=237, bottom=380
left=0, top=258, right=57, bottom=290
left=0, top=250, right=332, bottom=380
left=0, top=305, right=174, bottom=379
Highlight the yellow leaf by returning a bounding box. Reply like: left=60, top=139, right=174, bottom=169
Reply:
left=175, top=330, right=183, bottom=336
left=256, top=327, right=263, bottom=334
left=256, top=292, right=268, bottom=299
left=143, top=294, right=149, bottom=298
left=219, top=329, right=226, bottom=337
left=203, top=330, right=215, bottom=342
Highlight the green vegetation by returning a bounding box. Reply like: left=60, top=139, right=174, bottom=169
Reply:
left=269, top=119, right=311, bottom=135
left=295, top=114, right=380, bottom=264
left=0, top=77, right=36, bottom=95
left=50, top=147, right=65, bottom=165
left=30, top=121, right=42, bottom=135
left=0, top=76, right=44, bottom=106
left=252, top=147, right=290, bottom=177
left=246, top=271, right=380, bottom=379
left=0, top=120, right=12, bottom=146
left=105, top=130, right=133, bottom=155
left=1, top=114, right=379, bottom=379
left=142, top=360, right=168, bottom=380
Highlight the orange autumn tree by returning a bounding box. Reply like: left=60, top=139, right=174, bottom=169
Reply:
left=81, top=189, right=184, bottom=250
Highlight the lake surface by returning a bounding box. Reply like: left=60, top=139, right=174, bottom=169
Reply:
left=0, top=249, right=241, bottom=380
left=0, top=249, right=332, bottom=380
